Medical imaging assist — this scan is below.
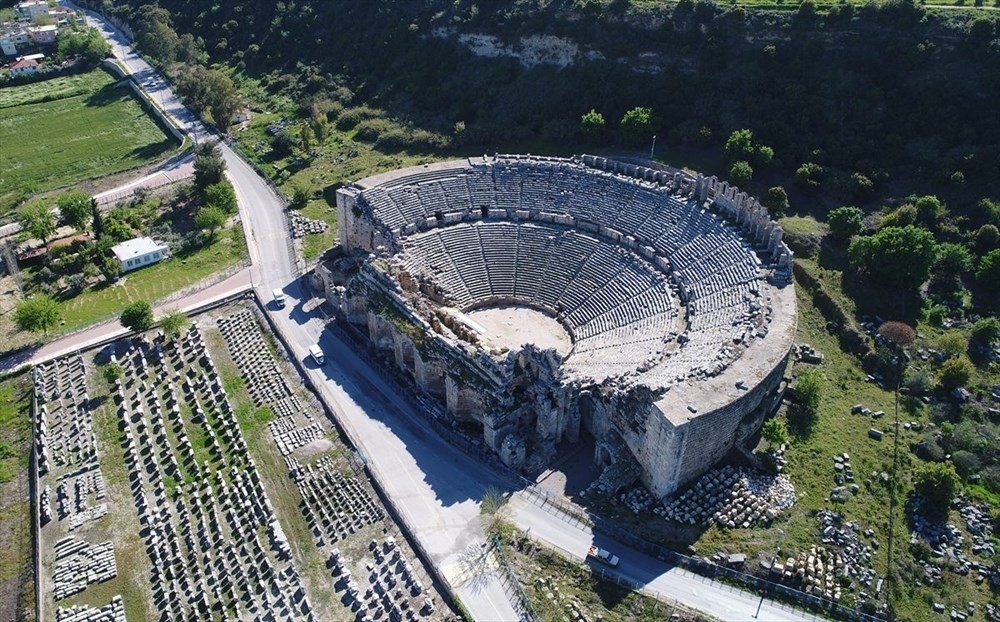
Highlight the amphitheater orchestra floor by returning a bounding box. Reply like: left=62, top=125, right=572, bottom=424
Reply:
left=466, top=305, right=573, bottom=357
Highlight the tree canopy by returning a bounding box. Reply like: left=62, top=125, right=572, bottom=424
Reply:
left=849, top=225, right=937, bottom=291
left=913, top=462, right=957, bottom=519
left=620, top=107, right=652, bottom=145
left=203, top=181, right=237, bottom=214
left=19, top=203, right=56, bottom=243
left=194, top=206, right=227, bottom=237
left=57, top=190, right=94, bottom=232
left=580, top=109, right=605, bottom=138
left=193, top=141, right=226, bottom=189
left=827, top=206, right=864, bottom=241
left=120, top=301, right=154, bottom=333
left=14, top=295, right=61, bottom=334
left=158, top=309, right=189, bottom=340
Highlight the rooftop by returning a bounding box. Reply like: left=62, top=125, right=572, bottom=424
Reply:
left=111, top=237, right=167, bottom=262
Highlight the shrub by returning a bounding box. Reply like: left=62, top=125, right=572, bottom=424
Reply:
left=951, top=450, right=981, bottom=477
left=728, top=160, right=753, bottom=185
left=938, top=357, right=972, bottom=390
left=827, top=206, right=864, bottom=241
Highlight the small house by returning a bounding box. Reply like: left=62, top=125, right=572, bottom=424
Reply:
left=112, top=237, right=170, bottom=272
left=8, top=56, right=40, bottom=76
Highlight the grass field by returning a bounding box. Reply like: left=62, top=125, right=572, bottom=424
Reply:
left=0, top=68, right=176, bottom=211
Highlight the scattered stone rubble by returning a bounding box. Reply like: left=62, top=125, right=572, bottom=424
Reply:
left=290, top=211, right=328, bottom=238
left=815, top=510, right=878, bottom=593
left=654, top=466, right=796, bottom=527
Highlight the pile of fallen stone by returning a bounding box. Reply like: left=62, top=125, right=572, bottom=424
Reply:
left=290, top=212, right=328, bottom=238
left=956, top=496, right=995, bottom=558
left=618, top=487, right=656, bottom=515
left=909, top=495, right=975, bottom=581
left=815, top=509, right=878, bottom=592
left=772, top=546, right=844, bottom=602
left=656, top=465, right=796, bottom=527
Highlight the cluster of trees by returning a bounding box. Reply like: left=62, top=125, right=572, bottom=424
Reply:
left=578, top=106, right=654, bottom=146
left=132, top=5, right=239, bottom=130
left=55, top=27, right=112, bottom=65
left=192, top=141, right=234, bottom=237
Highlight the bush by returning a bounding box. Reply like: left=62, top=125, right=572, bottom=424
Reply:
left=764, top=186, right=789, bottom=216
left=728, top=160, right=753, bottom=185
left=827, top=206, right=864, bottom=241
left=913, top=462, right=958, bottom=519
left=951, top=450, right=981, bottom=477
left=334, top=106, right=382, bottom=131
left=938, top=357, right=972, bottom=390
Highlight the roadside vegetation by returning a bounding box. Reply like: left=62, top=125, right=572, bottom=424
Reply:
left=0, top=371, right=35, bottom=622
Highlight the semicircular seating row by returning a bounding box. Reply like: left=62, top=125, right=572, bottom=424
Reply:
left=364, top=160, right=768, bottom=383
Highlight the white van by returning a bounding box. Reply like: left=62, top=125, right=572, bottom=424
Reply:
left=272, top=288, right=286, bottom=309
left=308, top=344, right=325, bottom=365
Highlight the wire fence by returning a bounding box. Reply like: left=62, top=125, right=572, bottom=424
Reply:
left=520, top=486, right=886, bottom=622
left=490, top=535, right=539, bottom=622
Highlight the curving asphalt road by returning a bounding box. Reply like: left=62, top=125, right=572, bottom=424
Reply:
left=63, top=6, right=822, bottom=621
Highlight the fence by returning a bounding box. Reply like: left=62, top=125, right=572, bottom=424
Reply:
left=520, top=486, right=886, bottom=622
left=490, top=535, right=539, bottom=622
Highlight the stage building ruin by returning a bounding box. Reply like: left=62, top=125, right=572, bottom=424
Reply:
left=318, top=154, right=797, bottom=497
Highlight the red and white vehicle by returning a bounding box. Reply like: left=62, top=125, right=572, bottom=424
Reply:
left=587, top=545, right=620, bottom=567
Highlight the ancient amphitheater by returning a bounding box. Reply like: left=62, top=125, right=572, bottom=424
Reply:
left=321, top=154, right=797, bottom=497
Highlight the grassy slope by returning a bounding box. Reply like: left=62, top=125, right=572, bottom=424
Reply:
left=0, top=69, right=174, bottom=211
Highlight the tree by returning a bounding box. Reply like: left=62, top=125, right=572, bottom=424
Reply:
left=193, top=141, right=226, bottom=189
left=975, top=224, right=999, bottom=253
left=158, top=309, right=189, bottom=340
left=938, top=357, right=972, bottom=390
left=135, top=5, right=179, bottom=64
left=120, top=301, right=154, bottom=333
left=827, top=206, right=864, bottom=241
left=19, top=203, right=56, bottom=243
left=194, top=206, right=227, bottom=238
left=976, top=249, right=1000, bottom=291
left=848, top=225, right=938, bottom=291
left=761, top=418, right=789, bottom=448
left=970, top=317, right=1000, bottom=347
left=913, top=462, right=957, bottom=519
left=934, top=243, right=973, bottom=279
left=290, top=184, right=311, bottom=209
left=620, top=107, right=652, bottom=145
left=100, top=217, right=132, bottom=244
left=57, top=190, right=93, bottom=232
left=728, top=160, right=753, bottom=185
left=794, top=162, right=825, bottom=192
left=915, top=195, right=947, bottom=229
left=203, top=181, right=237, bottom=214
left=580, top=109, right=606, bottom=138
left=878, top=321, right=916, bottom=349
left=724, top=128, right=755, bottom=161
left=764, top=186, right=789, bottom=216
left=14, top=295, right=60, bottom=334
left=299, top=124, right=313, bottom=153
left=795, top=369, right=822, bottom=415
left=849, top=172, right=874, bottom=199
left=102, top=363, right=123, bottom=385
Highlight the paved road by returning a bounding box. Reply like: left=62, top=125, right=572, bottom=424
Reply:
left=60, top=7, right=826, bottom=621
left=507, top=494, right=816, bottom=621
left=92, top=151, right=194, bottom=206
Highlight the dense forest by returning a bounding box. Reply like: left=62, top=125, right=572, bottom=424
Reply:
left=97, top=0, right=1000, bottom=213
